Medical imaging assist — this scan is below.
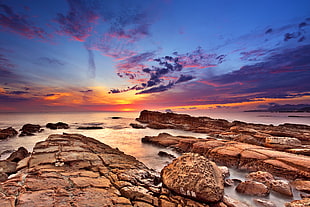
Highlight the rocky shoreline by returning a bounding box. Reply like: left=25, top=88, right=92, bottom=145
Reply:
left=0, top=133, right=254, bottom=207
left=137, top=110, right=310, bottom=155
left=0, top=110, right=310, bottom=206
left=136, top=110, right=310, bottom=206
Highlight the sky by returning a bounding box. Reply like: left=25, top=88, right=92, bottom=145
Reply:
left=0, top=0, right=310, bottom=112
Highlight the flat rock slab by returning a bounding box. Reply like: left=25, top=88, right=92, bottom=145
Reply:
left=0, top=133, right=220, bottom=207
left=143, top=133, right=310, bottom=180
left=137, top=110, right=310, bottom=153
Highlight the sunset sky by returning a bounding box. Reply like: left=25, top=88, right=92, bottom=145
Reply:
left=0, top=0, right=309, bottom=112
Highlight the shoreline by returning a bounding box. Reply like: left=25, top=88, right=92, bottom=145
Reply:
left=0, top=112, right=309, bottom=205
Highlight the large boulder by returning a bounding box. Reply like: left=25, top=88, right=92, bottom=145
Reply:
left=0, top=127, right=18, bottom=139
left=161, top=153, right=224, bottom=203
left=46, top=122, right=69, bottom=129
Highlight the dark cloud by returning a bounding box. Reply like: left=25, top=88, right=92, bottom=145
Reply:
left=209, top=44, right=310, bottom=99
left=136, top=82, right=174, bottom=94
left=110, top=47, right=225, bottom=94
left=6, top=91, right=29, bottom=95
left=265, top=28, right=272, bottom=34
left=87, top=49, right=96, bottom=78
left=0, top=4, right=49, bottom=39
left=116, top=52, right=155, bottom=79
left=283, top=19, right=309, bottom=42
left=175, top=47, right=226, bottom=67
left=109, top=89, right=121, bottom=94
left=45, top=93, right=56, bottom=96
left=0, top=54, right=16, bottom=80
left=175, top=74, right=194, bottom=84
left=0, top=94, right=30, bottom=103
left=35, top=57, right=65, bottom=66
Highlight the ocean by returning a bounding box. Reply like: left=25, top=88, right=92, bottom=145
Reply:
left=0, top=111, right=309, bottom=206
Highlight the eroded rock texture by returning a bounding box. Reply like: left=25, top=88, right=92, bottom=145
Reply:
left=161, top=153, right=224, bottom=203
left=142, top=133, right=310, bottom=180
left=137, top=110, right=310, bottom=154
left=0, top=133, right=226, bottom=207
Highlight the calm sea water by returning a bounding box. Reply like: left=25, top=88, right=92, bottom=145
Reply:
left=0, top=111, right=309, bottom=206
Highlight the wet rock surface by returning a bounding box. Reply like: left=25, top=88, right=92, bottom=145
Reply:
left=130, top=123, right=146, bottom=129
left=137, top=110, right=310, bottom=154
left=0, top=133, right=229, bottom=207
left=0, top=127, right=18, bottom=139
left=142, top=133, right=310, bottom=180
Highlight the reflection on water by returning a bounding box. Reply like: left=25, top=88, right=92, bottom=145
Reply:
left=0, top=111, right=309, bottom=205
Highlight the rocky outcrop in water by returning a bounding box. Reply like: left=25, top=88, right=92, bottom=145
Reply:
left=0, top=127, right=18, bottom=139
left=46, top=122, right=69, bottom=129
left=130, top=123, right=146, bottom=129
left=0, top=133, right=232, bottom=207
left=142, top=133, right=310, bottom=180
left=19, top=124, right=43, bottom=136
left=137, top=110, right=310, bottom=154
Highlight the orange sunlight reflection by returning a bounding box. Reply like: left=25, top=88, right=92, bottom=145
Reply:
left=164, top=95, right=310, bottom=111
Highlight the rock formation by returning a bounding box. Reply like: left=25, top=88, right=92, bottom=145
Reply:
left=0, top=133, right=229, bottom=207
left=142, top=133, right=310, bottom=180
left=236, top=180, right=270, bottom=196
left=0, top=127, right=18, bottom=139
left=6, top=147, right=29, bottom=163
left=137, top=110, right=310, bottom=154
left=161, top=153, right=224, bottom=203
left=46, top=122, right=69, bottom=129
left=19, top=124, right=43, bottom=136
left=129, top=123, right=146, bottom=129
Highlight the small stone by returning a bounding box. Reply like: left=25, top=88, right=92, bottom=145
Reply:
left=291, top=180, right=310, bottom=193
left=129, top=123, right=146, bottom=129
left=253, top=198, right=277, bottom=207
left=245, top=171, right=274, bottom=186
left=158, top=151, right=176, bottom=159
left=271, top=180, right=293, bottom=197
left=285, top=198, right=310, bottom=207
left=218, top=166, right=230, bottom=178
left=224, top=179, right=234, bottom=186
left=223, top=195, right=251, bottom=207
left=0, top=172, right=8, bottom=182
left=236, top=181, right=270, bottom=196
